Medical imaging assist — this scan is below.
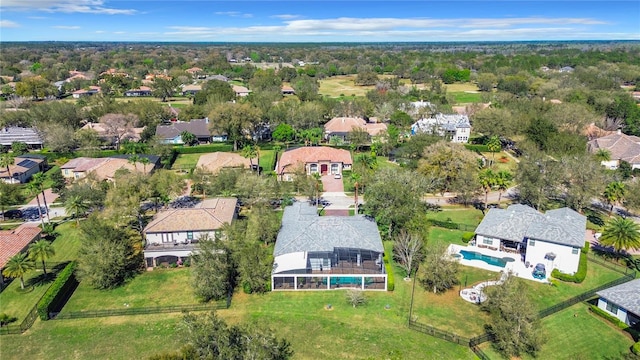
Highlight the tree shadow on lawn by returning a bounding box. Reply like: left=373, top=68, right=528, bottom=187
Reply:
left=25, top=261, right=70, bottom=288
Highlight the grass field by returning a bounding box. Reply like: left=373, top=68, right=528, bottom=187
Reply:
left=450, top=91, right=483, bottom=104
left=480, top=303, right=635, bottom=360
left=319, top=75, right=375, bottom=97
left=425, top=207, right=485, bottom=227
left=171, top=153, right=201, bottom=171
left=443, top=83, right=480, bottom=92
left=259, top=149, right=276, bottom=172
left=481, top=151, right=519, bottom=173
left=61, top=268, right=198, bottom=312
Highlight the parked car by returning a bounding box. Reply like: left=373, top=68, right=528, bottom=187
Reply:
left=334, top=173, right=342, bottom=179
left=2, top=209, right=22, bottom=219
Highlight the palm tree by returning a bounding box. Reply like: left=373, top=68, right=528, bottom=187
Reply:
left=26, top=181, right=45, bottom=228
left=242, top=145, right=257, bottom=171
left=128, top=154, right=141, bottom=171
left=140, top=156, right=150, bottom=173
left=2, top=253, right=35, bottom=289
left=495, top=170, right=513, bottom=204
left=603, top=181, right=626, bottom=216
left=28, top=240, right=55, bottom=275
left=0, top=153, right=15, bottom=183
left=31, top=173, right=50, bottom=222
left=599, top=217, right=640, bottom=254
left=594, top=149, right=611, bottom=163
left=486, top=136, right=502, bottom=166
left=65, top=195, right=89, bottom=225
left=478, top=169, right=496, bottom=208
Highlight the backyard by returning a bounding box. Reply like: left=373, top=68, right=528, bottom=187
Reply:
left=170, top=153, right=200, bottom=172
left=318, top=75, right=375, bottom=97
left=479, top=303, right=636, bottom=359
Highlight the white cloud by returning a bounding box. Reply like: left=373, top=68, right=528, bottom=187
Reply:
left=0, top=20, right=20, bottom=28
left=271, top=14, right=301, bottom=20
left=214, top=11, right=252, bottom=18
left=27, top=16, right=49, bottom=20
left=1, top=0, right=136, bottom=15
left=53, top=25, right=80, bottom=29
left=95, top=30, right=105, bottom=33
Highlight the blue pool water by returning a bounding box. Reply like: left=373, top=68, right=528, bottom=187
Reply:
left=459, top=250, right=514, bottom=268
left=329, top=277, right=361, bottom=285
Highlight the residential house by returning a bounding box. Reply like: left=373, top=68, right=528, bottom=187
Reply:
left=276, top=146, right=352, bottom=180
left=281, top=85, right=295, bottom=95
left=411, top=113, right=471, bottom=143
left=323, top=117, right=388, bottom=142
left=0, top=127, right=44, bottom=150
left=60, top=155, right=158, bottom=181
left=185, top=67, right=203, bottom=76
left=587, top=130, right=640, bottom=169
left=0, top=224, right=42, bottom=286
left=143, top=198, right=238, bottom=267
left=596, top=279, right=640, bottom=326
left=0, top=154, right=47, bottom=184
left=559, top=66, right=575, bottom=73
left=80, top=122, right=146, bottom=144
left=205, top=74, right=229, bottom=82
left=272, top=202, right=387, bottom=291
left=181, top=84, right=202, bottom=96
left=99, top=68, right=129, bottom=78
left=72, top=86, right=101, bottom=99
left=124, top=86, right=152, bottom=97
left=155, top=119, right=212, bottom=145
left=473, top=204, right=586, bottom=276
left=195, top=152, right=252, bottom=174
left=232, top=85, right=251, bottom=97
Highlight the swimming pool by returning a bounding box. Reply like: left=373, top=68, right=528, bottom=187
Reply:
left=459, top=250, right=514, bottom=268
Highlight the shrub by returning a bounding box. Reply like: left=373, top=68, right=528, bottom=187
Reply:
left=461, top=232, right=475, bottom=243
left=632, top=341, right=640, bottom=356
left=383, top=252, right=395, bottom=291
left=37, top=262, right=77, bottom=320
left=0, top=313, right=17, bottom=326
left=551, top=252, right=587, bottom=283
left=242, top=281, right=253, bottom=294
left=590, top=305, right=630, bottom=329
left=345, top=290, right=366, bottom=308
left=464, top=144, right=491, bottom=152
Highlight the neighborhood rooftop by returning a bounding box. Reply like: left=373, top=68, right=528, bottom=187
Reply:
left=274, top=202, right=383, bottom=257
left=277, top=146, right=352, bottom=172
left=0, top=127, right=44, bottom=146
left=596, top=279, right=640, bottom=316
left=144, top=198, right=238, bottom=233
left=0, top=224, right=42, bottom=269
left=475, top=204, right=586, bottom=248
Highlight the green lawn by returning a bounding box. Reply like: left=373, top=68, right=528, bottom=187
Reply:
left=425, top=207, right=485, bottom=227
left=171, top=153, right=201, bottom=171
left=259, top=149, right=276, bottom=172
left=61, top=268, right=198, bottom=313
left=480, top=151, right=519, bottom=173
left=480, top=303, right=635, bottom=360
left=318, top=75, right=375, bottom=97
left=450, top=91, right=483, bottom=104
left=0, top=221, right=82, bottom=323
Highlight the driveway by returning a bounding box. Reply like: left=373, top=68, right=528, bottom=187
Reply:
left=321, top=174, right=344, bottom=193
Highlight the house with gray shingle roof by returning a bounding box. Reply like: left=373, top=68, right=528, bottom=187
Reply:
left=143, top=198, right=238, bottom=267
left=411, top=113, right=471, bottom=143
left=474, top=204, right=586, bottom=276
left=272, top=202, right=387, bottom=291
left=596, top=279, right=640, bottom=326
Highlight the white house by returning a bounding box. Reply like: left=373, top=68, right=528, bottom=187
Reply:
left=272, top=202, right=387, bottom=291
left=596, top=279, right=640, bottom=326
left=142, top=198, right=237, bottom=267
left=473, top=204, right=586, bottom=276
left=411, top=113, right=471, bottom=143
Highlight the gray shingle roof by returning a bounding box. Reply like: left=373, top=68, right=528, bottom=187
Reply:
left=274, top=202, right=383, bottom=257
left=596, top=279, right=640, bottom=316
left=0, top=127, right=44, bottom=146
left=156, top=119, right=210, bottom=139
left=475, top=204, right=586, bottom=247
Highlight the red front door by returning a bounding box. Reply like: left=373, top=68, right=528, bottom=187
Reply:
left=321, top=164, right=328, bottom=174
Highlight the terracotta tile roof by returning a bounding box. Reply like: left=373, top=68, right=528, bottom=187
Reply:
left=587, top=131, right=640, bottom=165
left=89, top=158, right=153, bottom=181
left=583, top=123, right=616, bottom=139
left=185, top=67, right=203, bottom=74
left=144, top=198, right=237, bottom=233
left=196, top=152, right=251, bottom=173
left=61, top=157, right=109, bottom=172
left=0, top=224, right=42, bottom=269
left=324, top=117, right=387, bottom=136
left=182, top=84, right=202, bottom=92
left=277, top=146, right=352, bottom=173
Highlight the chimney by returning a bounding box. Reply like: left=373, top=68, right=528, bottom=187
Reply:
left=205, top=117, right=209, bottom=124
left=617, top=129, right=622, bottom=135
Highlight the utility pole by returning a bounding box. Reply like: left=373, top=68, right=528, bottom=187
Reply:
left=354, top=181, right=359, bottom=214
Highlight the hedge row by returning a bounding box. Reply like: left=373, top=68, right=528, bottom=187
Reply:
left=551, top=252, right=587, bottom=283
left=175, top=143, right=234, bottom=154
left=633, top=341, right=640, bottom=356
left=589, top=305, right=629, bottom=330
left=383, top=251, right=395, bottom=292
left=37, top=262, right=77, bottom=320
left=461, top=232, right=475, bottom=243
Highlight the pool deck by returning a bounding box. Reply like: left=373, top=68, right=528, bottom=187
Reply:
left=448, top=244, right=549, bottom=284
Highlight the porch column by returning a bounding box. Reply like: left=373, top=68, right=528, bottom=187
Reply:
left=361, top=276, right=365, bottom=290
left=294, top=277, right=298, bottom=290
left=327, top=276, right=331, bottom=289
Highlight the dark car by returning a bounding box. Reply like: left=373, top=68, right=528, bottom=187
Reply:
left=2, top=209, right=22, bottom=219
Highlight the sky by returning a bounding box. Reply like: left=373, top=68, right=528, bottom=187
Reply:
left=0, top=0, right=639, bottom=42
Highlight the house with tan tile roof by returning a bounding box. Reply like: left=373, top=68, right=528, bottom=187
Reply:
left=0, top=154, right=47, bottom=184
left=81, top=122, right=146, bottom=144
left=276, top=146, right=352, bottom=181
left=196, top=152, right=252, bottom=174
left=60, top=155, right=159, bottom=181
left=185, top=67, right=203, bottom=75
left=143, top=197, right=238, bottom=267
left=323, top=117, right=388, bottom=141
left=0, top=224, right=42, bottom=285
left=182, top=84, right=202, bottom=96
left=232, top=85, right=251, bottom=97
left=587, top=130, right=640, bottom=170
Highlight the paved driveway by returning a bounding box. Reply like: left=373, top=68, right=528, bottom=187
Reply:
left=321, top=174, right=344, bottom=192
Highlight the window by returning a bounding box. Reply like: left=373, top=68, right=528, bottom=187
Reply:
left=309, top=164, right=318, bottom=173
left=483, top=238, right=493, bottom=245
left=606, top=301, right=619, bottom=314
left=529, top=240, right=535, bottom=246
left=187, top=232, right=193, bottom=240
left=572, top=248, right=579, bottom=255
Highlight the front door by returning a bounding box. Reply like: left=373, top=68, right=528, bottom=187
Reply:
left=320, top=164, right=328, bottom=174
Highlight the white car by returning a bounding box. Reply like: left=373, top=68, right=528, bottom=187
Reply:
left=334, top=173, right=342, bottom=179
